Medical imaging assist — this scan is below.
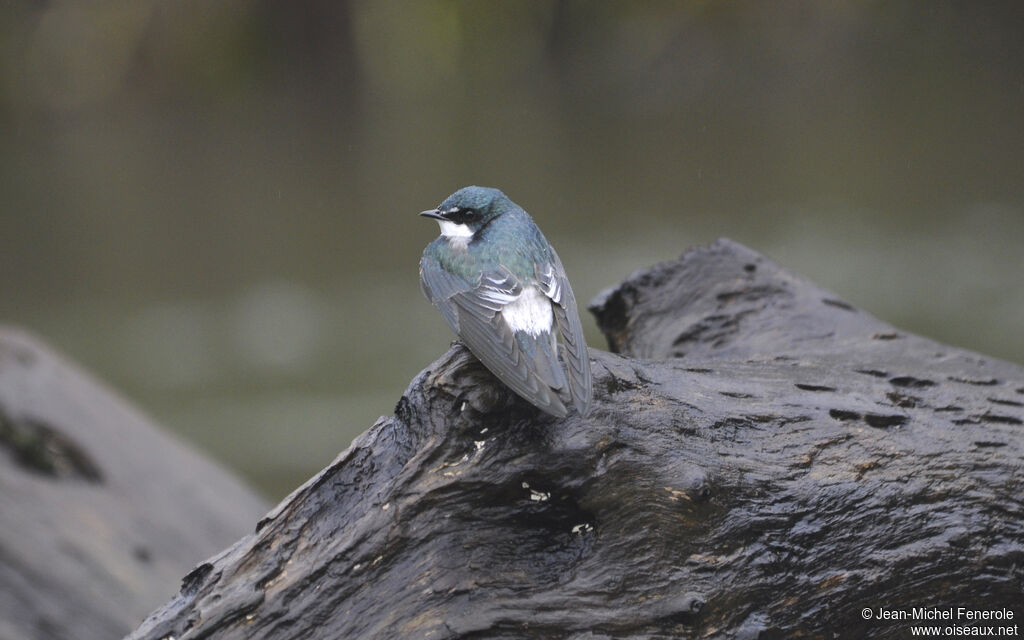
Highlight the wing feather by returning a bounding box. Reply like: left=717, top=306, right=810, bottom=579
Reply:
left=420, top=255, right=470, bottom=332
left=539, top=248, right=593, bottom=416
left=455, top=298, right=568, bottom=417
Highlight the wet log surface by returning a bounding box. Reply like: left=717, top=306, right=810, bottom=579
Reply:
left=0, top=328, right=269, bottom=640
left=128, top=239, right=1023, bottom=639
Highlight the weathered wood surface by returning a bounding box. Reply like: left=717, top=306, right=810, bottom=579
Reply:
left=0, top=328, right=269, bottom=640
left=128, top=239, right=1022, bottom=639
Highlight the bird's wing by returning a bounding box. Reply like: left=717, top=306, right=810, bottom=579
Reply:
left=537, top=248, right=593, bottom=416
left=420, top=254, right=468, bottom=333
left=420, top=254, right=570, bottom=417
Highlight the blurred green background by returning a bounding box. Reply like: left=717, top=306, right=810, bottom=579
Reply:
left=2, top=1, right=1022, bottom=499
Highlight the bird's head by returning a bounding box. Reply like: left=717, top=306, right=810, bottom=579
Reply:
left=420, top=186, right=511, bottom=240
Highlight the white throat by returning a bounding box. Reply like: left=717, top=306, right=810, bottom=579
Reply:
left=438, top=221, right=474, bottom=239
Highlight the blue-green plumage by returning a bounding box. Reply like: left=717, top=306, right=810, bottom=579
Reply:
left=419, top=186, right=592, bottom=417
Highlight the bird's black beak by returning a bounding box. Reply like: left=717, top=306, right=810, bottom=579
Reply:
left=419, top=209, right=447, bottom=221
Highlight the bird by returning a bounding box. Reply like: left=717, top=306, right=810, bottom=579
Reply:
left=419, top=186, right=592, bottom=418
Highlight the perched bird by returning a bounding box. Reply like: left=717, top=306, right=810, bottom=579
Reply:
left=419, top=186, right=592, bottom=417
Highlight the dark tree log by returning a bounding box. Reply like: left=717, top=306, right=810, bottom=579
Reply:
left=0, top=328, right=268, bottom=640
left=128, top=239, right=1023, bottom=639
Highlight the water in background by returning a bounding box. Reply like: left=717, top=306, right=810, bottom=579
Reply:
left=2, top=1, right=1022, bottom=498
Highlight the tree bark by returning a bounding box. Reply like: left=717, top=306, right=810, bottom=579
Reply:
left=0, top=328, right=268, bottom=640
left=128, top=238, right=1022, bottom=639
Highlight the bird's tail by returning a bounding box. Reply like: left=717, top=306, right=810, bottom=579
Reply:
left=516, top=330, right=568, bottom=394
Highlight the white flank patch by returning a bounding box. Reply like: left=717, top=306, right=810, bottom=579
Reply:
left=502, top=286, right=553, bottom=336
left=438, top=220, right=473, bottom=238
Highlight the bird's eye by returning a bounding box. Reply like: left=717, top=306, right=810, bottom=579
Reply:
left=456, top=208, right=479, bottom=222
